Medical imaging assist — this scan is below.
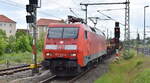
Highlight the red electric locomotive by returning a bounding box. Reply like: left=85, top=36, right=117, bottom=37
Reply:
left=42, top=22, right=107, bottom=76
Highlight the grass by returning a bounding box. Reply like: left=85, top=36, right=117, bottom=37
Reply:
left=95, top=50, right=150, bottom=83
left=133, top=69, right=150, bottom=83
left=0, top=52, right=43, bottom=64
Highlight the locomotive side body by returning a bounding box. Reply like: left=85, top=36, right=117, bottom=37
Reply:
left=42, top=23, right=107, bottom=76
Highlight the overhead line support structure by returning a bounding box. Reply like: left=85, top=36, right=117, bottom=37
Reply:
left=125, top=0, right=130, bottom=50
left=80, top=0, right=130, bottom=50
left=144, top=6, right=149, bottom=48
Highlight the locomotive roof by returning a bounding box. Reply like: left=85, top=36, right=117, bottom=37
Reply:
left=48, top=23, right=105, bottom=37
left=48, top=23, right=92, bottom=31
left=48, top=23, right=84, bottom=28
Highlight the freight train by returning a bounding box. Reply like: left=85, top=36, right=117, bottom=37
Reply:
left=42, top=16, right=116, bottom=76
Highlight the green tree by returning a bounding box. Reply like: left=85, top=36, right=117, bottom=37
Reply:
left=15, top=31, right=32, bottom=52
left=0, top=29, right=7, bottom=55
left=37, top=38, right=44, bottom=51
left=37, top=32, right=45, bottom=51
left=15, top=31, right=27, bottom=39
left=0, top=29, right=6, bottom=38
left=5, top=35, right=16, bottom=53
left=0, top=38, right=7, bottom=55
left=16, top=35, right=32, bottom=52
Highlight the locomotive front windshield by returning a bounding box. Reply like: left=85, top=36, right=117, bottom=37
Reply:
left=48, top=27, right=78, bottom=39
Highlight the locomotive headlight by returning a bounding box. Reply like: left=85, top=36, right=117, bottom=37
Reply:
left=46, top=53, right=52, bottom=56
left=70, top=53, right=77, bottom=56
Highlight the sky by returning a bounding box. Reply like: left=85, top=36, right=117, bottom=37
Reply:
left=0, top=0, right=150, bottom=40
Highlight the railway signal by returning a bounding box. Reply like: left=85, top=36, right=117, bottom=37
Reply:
left=114, top=23, right=120, bottom=39
left=26, top=0, right=41, bottom=75
left=26, top=15, right=36, bottom=23
left=26, top=5, right=35, bottom=13
left=26, top=5, right=36, bottom=23
left=26, top=0, right=38, bottom=23
left=137, top=33, right=140, bottom=41
left=114, top=22, right=120, bottom=49
left=114, top=22, right=120, bottom=57
left=29, top=0, right=38, bottom=5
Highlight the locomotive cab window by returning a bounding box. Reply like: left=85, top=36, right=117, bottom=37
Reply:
left=63, top=28, right=78, bottom=38
left=48, top=27, right=78, bottom=39
left=48, top=28, right=63, bottom=38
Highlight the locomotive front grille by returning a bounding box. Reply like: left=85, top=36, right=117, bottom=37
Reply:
left=49, top=59, right=79, bottom=76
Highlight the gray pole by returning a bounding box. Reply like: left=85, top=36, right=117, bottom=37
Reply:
left=85, top=5, right=88, bottom=24
left=33, top=7, right=39, bottom=74
left=107, top=28, right=109, bottom=39
left=144, top=7, right=145, bottom=46
left=144, top=6, right=149, bottom=47
left=27, top=0, right=41, bottom=75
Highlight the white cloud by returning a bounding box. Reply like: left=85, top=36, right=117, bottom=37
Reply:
left=0, top=0, right=150, bottom=39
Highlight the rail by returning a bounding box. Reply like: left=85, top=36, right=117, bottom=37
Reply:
left=39, top=75, right=57, bottom=83
left=0, top=64, right=40, bottom=76
left=68, top=66, right=96, bottom=83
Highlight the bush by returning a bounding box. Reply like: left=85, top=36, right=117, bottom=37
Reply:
left=37, top=38, right=44, bottom=51
left=5, top=36, right=16, bottom=53
left=16, top=35, right=32, bottom=52
left=122, top=49, right=136, bottom=60
left=135, top=60, right=143, bottom=67
left=0, top=29, right=44, bottom=55
left=0, top=29, right=7, bottom=55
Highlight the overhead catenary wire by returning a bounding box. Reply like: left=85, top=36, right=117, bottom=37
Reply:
left=0, top=0, right=87, bottom=20
left=51, top=0, right=83, bottom=18
left=99, top=8, right=126, bottom=12
left=97, top=10, right=125, bottom=26
left=38, top=11, right=63, bottom=20
left=69, top=8, right=80, bottom=18
left=88, top=17, right=110, bottom=20
left=47, top=0, right=83, bottom=12
left=0, top=0, right=23, bottom=9
left=50, top=0, right=86, bottom=19
left=88, top=17, right=111, bottom=28
left=0, top=0, right=63, bottom=20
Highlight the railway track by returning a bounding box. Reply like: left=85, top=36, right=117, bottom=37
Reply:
left=67, top=55, right=114, bottom=83
left=38, top=55, right=113, bottom=83
left=38, top=66, right=96, bottom=83
left=68, top=66, right=96, bottom=83
left=39, top=75, right=57, bottom=83
left=38, top=59, right=106, bottom=83
left=0, top=64, right=37, bottom=76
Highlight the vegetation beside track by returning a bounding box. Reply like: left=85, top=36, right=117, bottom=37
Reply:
left=0, top=52, right=43, bottom=64
left=0, top=29, right=44, bottom=65
left=95, top=49, right=150, bottom=83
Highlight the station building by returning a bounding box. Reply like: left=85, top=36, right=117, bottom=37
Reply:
left=29, top=18, right=64, bottom=38
left=0, top=15, right=16, bottom=37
